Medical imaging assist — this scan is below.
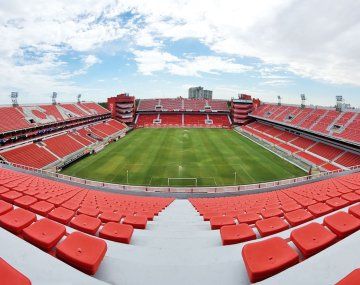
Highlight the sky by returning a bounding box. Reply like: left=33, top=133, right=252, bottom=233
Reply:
left=0, top=0, right=360, bottom=107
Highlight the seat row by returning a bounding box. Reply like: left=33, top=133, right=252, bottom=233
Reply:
left=241, top=206, right=360, bottom=282
left=137, top=98, right=229, bottom=111
left=0, top=167, right=174, bottom=241
left=0, top=206, right=107, bottom=275
left=242, top=122, right=360, bottom=170
left=251, top=104, right=360, bottom=144
left=190, top=172, right=360, bottom=241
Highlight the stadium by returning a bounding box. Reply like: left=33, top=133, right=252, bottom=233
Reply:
left=1, top=1, right=360, bottom=285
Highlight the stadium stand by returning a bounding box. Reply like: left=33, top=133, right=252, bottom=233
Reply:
left=135, top=98, right=231, bottom=128
left=190, top=171, right=360, bottom=283
left=0, top=143, right=58, bottom=168
left=251, top=103, right=360, bottom=145
left=43, top=134, right=84, bottom=158
left=241, top=121, right=360, bottom=170
left=0, top=118, right=127, bottom=169
left=137, top=98, right=229, bottom=112
left=0, top=166, right=173, bottom=278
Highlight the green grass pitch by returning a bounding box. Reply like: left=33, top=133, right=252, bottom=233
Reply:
left=60, top=128, right=306, bottom=187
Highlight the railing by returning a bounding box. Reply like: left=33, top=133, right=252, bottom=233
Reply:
left=1, top=160, right=359, bottom=194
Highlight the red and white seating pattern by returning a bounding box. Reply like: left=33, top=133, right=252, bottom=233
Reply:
left=0, top=119, right=126, bottom=169
left=136, top=114, right=231, bottom=127
left=137, top=98, right=229, bottom=112
left=0, top=102, right=109, bottom=135
left=251, top=104, right=360, bottom=144
left=242, top=122, right=360, bottom=171
left=0, top=165, right=359, bottom=284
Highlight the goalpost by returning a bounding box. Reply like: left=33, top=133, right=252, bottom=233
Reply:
left=167, top=177, right=198, bottom=186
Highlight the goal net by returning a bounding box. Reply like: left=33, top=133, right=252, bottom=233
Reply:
left=167, top=177, right=198, bottom=187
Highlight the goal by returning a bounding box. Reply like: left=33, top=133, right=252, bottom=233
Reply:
left=167, top=178, right=198, bottom=186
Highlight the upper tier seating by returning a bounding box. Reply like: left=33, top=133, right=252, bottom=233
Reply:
left=251, top=104, right=360, bottom=144
left=0, top=102, right=109, bottom=135
left=137, top=98, right=229, bottom=112
left=0, top=107, right=31, bottom=133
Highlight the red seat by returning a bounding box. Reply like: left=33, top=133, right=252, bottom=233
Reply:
left=0, top=191, right=22, bottom=203
left=281, top=203, right=301, bottom=213
left=284, top=209, right=313, bottom=226
left=23, top=218, right=66, bottom=251
left=0, top=258, right=31, bottom=285
left=326, top=197, right=350, bottom=209
left=99, top=211, right=122, bottom=223
left=137, top=211, right=155, bottom=221
left=220, top=224, right=256, bottom=245
left=324, top=211, right=360, bottom=238
left=261, top=208, right=283, bottom=218
left=242, top=237, right=299, bottom=282
left=202, top=211, right=221, bottom=221
left=0, top=200, right=13, bottom=216
left=341, top=193, right=360, bottom=203
left=349, top=204, right=360, bottom=219
left=29, top=201, right=55, bottom=216
left=77, top=207, right=100, bottom=218
left=0, top=208, right=36, bottom=234
left=255, top=217, right=289, bottom=237
left=0, top=186, right=10, bottom=194
left=290, top=222, right=337, bottom=258
left=307, top=202, right=333, bottom=217
left=210, top=216, right=235, bottom=230
left=48, top=207, right=75, bottom=224
left=56, top=232, right=107, bottom=275
left=123, top=215, right=147, bottom=229
left=62, top=201, right=80, bottom=211
left=69, top=214, right=102, bottom=235
left=237, top=213, right=261, bottom=224
left=13, top=195, right=38, bottom=209
left=99, top=222, right=134, bottom=243
left=336, top=268, right=360, bottom=285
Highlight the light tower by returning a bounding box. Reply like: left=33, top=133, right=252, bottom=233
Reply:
left=336, top=95, right=343, bottom=112
left=52, top=92, right=57, bottom=105
left=10, top=92, right=19, bottom=107
left=77, top=94, right=81, bottom=103
left=277, top=95, right=282, bottom=106
left=301, top=94, right=306, bottom=109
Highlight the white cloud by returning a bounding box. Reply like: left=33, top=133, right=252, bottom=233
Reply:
left=127, top=0, right=360, bottom=86
left=133, top=49, right=251, bottom=76
left=1, top=0, right=360, bottom=105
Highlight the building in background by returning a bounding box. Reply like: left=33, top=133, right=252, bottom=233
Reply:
left=107, top=93, right=135, bottom=124
left=188, top=86, right=213, bottom=99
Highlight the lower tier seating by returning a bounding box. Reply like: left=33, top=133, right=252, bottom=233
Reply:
left=190, top=171, right=360, bottom=283
left=243, top=121, right=360, bottom=171
left=0, top=143, right=58, bottom=168
left=136, top=113, right=231, bottom=127
left=0, top=167, right=174, bottom=276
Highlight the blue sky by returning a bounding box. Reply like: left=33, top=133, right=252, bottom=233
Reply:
left=0, top=0, right=360, bottom=107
